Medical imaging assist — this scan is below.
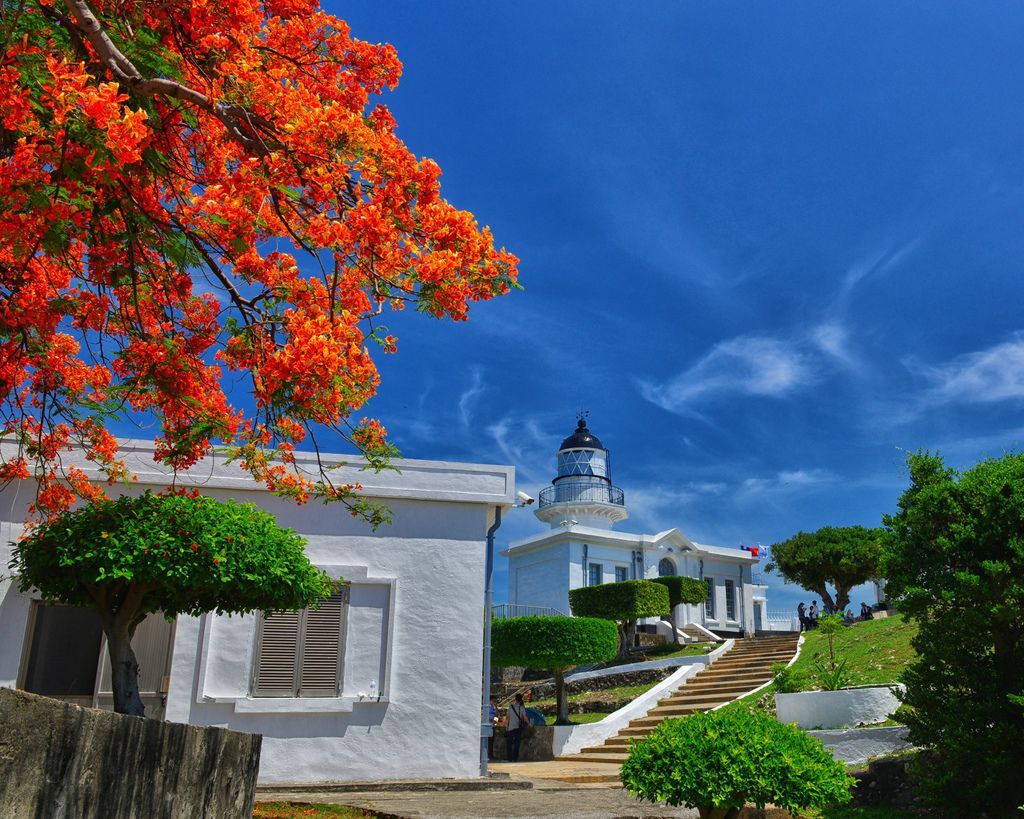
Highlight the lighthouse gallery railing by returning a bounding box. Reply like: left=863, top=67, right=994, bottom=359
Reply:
left=538, top=480, right=625, bottom=508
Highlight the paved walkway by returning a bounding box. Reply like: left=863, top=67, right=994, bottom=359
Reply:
left=257, top=763, right=700, bottom=817
left=259, top=779, right=699, bottom=818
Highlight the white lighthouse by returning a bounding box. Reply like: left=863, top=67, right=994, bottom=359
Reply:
left=535, top=415, right=629, bottom=530
left=503, top=416, right=769, bottom=636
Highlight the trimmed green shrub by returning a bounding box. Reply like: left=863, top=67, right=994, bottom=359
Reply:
left=491, top=616, right=617, bottom=724
left=651, top=576, right=708, bottom=645
left=569, top=579, right=670, bottom=657
left=650, top=576, right=708, bottom=607
left=620, top=709, right=853, bottom=818
left=12, top=491, right=331, bottom=715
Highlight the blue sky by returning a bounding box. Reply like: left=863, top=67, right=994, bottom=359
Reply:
left=322, top=1, right=1024, bottom=610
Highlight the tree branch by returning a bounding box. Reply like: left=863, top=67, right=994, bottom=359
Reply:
left=62, top=0, right=275, bottom=155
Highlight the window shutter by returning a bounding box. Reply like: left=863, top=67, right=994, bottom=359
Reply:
left=298, top=586, right=348, bottom=697
left=254, top=609, right=301, bottom=696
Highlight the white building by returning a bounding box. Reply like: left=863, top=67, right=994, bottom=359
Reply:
left=0, top=440, right=514, bottom=784
left=503, top=419, right=768, bottom=636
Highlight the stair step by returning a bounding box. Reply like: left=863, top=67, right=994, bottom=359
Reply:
left=561, top=751, right=628, bottom=764
left=686, top=671, right=774, bottom=683
left=661, top=684, right=767, bottom=700
left=646, top=705, right=725, bottom=718
left=678, top=673, right=774, bottom=685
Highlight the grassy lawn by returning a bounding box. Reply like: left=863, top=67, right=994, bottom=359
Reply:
left=728, top=615, right=916, bottom=712
left=253, top=804, right=370, bottom=818
left=543, top=711, right=607, bottom=725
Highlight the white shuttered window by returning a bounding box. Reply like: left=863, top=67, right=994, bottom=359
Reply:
left=253, top=586, right=349, bottom=697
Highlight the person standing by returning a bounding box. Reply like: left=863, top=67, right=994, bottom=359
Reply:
left=808, top=600, right=819, bottom=628
left=797, top=601, right=807, bottom=631
left=506, top=693, right=528, bottom=762
left=487, top=696, right=498, bottom=760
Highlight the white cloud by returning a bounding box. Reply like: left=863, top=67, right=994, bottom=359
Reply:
left=929, top=335, right=1024, bottom=403
left=839, top=237, right=923, bottom=301
left=624, top=482, right=727, bottom=533
left=458, top=367, right=486, bottom=429
left=485, top=414, right=555, bottom=486
left=740, top=468, right=835, bottom=496
left=640, top=335, right=814, bottom=413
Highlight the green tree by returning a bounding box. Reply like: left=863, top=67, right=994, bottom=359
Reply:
left=651, top=576, right=707, bottom=645
left=766, top=525, right=883, bottom=613
left=491, top=616, right=618, bottom=725
left=883, top=451, right=1024, bottom=817
left=568, top=580, right=670, bottom=658
left=620, top=708, right=852, bottom=819
left=10, top=492, right=331, bottom=716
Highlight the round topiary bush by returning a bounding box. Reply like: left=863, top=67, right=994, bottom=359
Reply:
left=620, top=708, right=853, bottom=819
left=491, top=616, right=618, bottom=724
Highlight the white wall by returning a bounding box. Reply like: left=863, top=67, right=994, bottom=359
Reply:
left=508, top=543, right=570, bottom=613
left=164, top=496, right=494, bottom=783
left=0, top=449, right=514, bottom=785
left=699, top=558, right=749, bottom=633
left=776, top=685, right=905, bottom=730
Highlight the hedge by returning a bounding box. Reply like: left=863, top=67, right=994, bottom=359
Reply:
left=651, top=576, right=707, bottom=607
left=568, top=579, right=670, bottom=621
left=491, top=616, right=618, bottom=670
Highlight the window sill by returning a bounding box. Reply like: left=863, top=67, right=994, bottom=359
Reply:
left=205, top=695, right=388, bottom=714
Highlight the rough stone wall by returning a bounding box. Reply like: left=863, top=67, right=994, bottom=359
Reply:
left=530, top=666, right=672, bottom=699
left=0, top=688, right=261, bottom=819
left=491, top=726, right=554, bottom=762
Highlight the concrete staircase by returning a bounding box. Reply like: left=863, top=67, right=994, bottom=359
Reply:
left=557, top=633, right=800, bottom=764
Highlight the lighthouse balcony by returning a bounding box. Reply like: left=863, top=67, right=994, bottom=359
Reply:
left=538, top=479, right=625, bottom=509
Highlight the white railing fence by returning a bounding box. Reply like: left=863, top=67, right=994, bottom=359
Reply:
left=491, top=604, right=567, bottom=619
left=763, top=609, right=800, bottom=632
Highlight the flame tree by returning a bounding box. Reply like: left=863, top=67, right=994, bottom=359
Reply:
left=0, top=0, right=518, bottom=518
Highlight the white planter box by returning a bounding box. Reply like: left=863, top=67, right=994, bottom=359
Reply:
left=775, top=684, right=904, bottom=730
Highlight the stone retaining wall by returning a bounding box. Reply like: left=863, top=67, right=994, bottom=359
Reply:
left=0, top=687, right=261, bottom=819
left=491, top=726, right=554, bottom=762
left=530, top=666, right=672, bottom=699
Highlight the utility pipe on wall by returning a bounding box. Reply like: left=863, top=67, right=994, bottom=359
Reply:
left=480, top=506, right=502, bottom=778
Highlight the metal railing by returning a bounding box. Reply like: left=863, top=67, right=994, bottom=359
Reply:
left=491, top=604, right=567, bottom=619
left=538, top=480, right=625, bottom=508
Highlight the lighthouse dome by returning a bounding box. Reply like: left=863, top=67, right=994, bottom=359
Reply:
left=559, top=419, right=605, bottom=451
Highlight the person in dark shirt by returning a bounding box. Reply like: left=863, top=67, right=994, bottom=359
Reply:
left=797, top=601, right=807, bottom=631
left=506, top=693, right=528, bottom=762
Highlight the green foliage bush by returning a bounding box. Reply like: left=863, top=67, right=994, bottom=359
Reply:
left=771, top=662, right=809, bottom=694
left=491, top=616, right=618, bottom=725
left=883, top=451, right=1024, bottom=817
left=650, top=575, right=707, bottom=607
left=568, top=579, right=670, bottom=620
left=491, top=616, right=618, bottom=670
left=12, top=491, right=330, bottom=617
left=569, top=580, right=670, bottom=657
left=620, top=709, right=852, bottom=817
